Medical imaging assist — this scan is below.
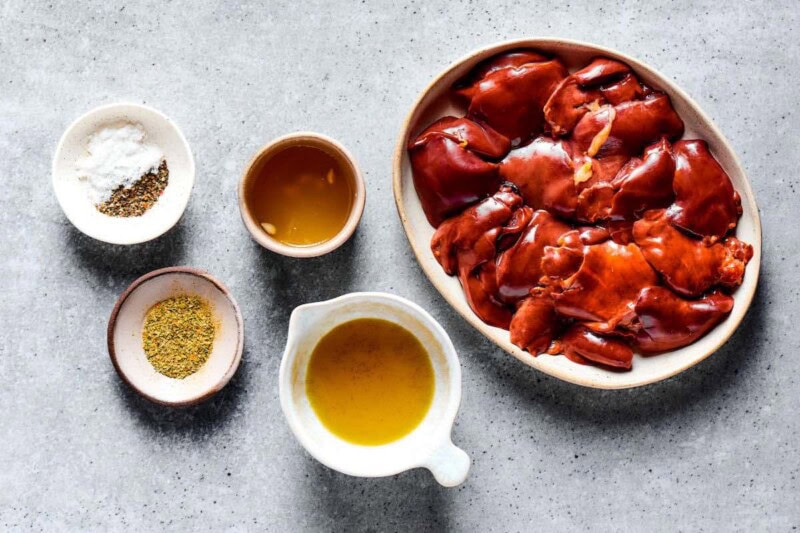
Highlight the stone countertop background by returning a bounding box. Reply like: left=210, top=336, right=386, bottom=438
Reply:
left=1, top=1, right=797, bottom=531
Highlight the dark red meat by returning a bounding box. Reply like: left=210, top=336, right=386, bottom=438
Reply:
left=633, top=209, right=753, bottom=297
left=456, top=50, right=568, bottom=145
left=409, top=116, right=511, bottom=227
left=544, top=58, right=644, bottom=136
left=667, top=139, right=742, bottom=239
left=632, top=287, right=734, bottom=353
left=412, top=53, right=753, bottom=371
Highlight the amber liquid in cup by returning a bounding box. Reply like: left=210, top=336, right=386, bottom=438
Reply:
left=246, top=144, right=355, bottom=247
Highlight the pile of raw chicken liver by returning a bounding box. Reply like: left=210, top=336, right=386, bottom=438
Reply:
left=408, top=51, right=753, bottom=371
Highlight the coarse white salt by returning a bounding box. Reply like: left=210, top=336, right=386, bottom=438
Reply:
left=75, top=123, right=164, bottom=205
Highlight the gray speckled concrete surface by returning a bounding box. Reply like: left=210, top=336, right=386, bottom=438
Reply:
left=0, top=1, right=797, bottom=531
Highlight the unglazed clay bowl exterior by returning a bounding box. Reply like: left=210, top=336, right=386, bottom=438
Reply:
left=52, top=103, right=195, bottom=245
left=107, top=267, right=244, bottom=407
left=237, top=132, right=366, bottom=258
left=279, top=292, right=470, bottom=487
left=392, top=38, right=762, bottom=389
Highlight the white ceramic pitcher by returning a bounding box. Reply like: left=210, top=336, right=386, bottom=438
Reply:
left=279, top=292, right=470, bottom=487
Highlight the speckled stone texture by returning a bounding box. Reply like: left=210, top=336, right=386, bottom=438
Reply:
left=0, top=1, right=797, bottom=531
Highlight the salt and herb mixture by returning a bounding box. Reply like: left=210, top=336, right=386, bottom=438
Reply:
left=97, top=161, right=169, bottom=217
left=75, top=123, right=168, bottom=217
left=142, top=295, right=216, bottom=379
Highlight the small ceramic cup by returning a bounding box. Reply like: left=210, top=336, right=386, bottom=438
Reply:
left=107, top=267, right=244, bottom=407
left=279, top=292, right=470, bottom=487
left=52, top=103, right=195, bottom=245
left=237, top=132, right=366, bottom=258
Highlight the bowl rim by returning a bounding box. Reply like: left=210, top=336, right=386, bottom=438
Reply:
left=107, top=266, right=244, bottom=407
left=392, top=37, right=762, bottom=389
left=237, top=131, right=366, bottom=258
left=52, top=102, right=196, bottom=245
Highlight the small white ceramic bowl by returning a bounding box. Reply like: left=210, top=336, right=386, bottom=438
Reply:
left=237, top=132, right=366, bottom=258
left=107, top=267, right=244, bottom=407
left=53, top=103, right=195, bottom=245
left=393, top=38, right=762, bottom=389
left=279, top=292, right=470, bottom=487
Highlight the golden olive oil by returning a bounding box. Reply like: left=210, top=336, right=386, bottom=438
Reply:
left=247, top=144, right=354, bottom=246
left=305, top=318, right=435, bottom=446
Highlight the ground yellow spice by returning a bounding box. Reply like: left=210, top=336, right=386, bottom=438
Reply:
left=142, top=295, right=216, bottom=379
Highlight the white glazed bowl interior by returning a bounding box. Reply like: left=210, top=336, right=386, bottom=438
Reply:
left=393, top=38, right=762, bottom=390
left=108, top=269, right=243, bottom=406
left=53, top=103, right=195, bottom=245
left=279, top=292, right=469, bottom=486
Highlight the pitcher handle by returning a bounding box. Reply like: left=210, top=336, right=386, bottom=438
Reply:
left=423, top=440, right=470, bottom=487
